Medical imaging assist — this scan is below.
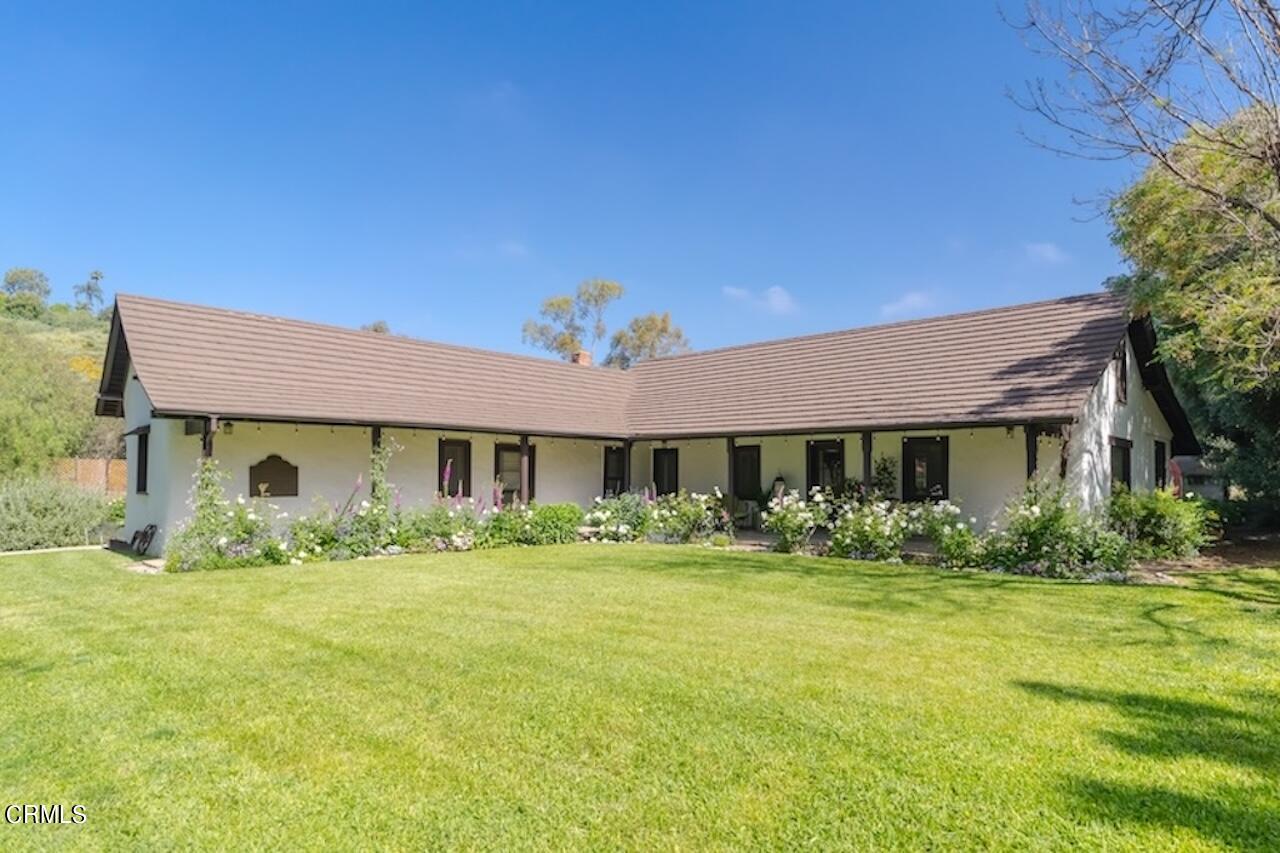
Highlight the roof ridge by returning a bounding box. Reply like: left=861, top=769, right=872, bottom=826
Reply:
left=114, top=292, right=633, bottom=379
left=631, top=290, right=1126, bottom=368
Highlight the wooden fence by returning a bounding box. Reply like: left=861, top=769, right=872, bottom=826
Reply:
left=54, top=458, right=127, bottom=496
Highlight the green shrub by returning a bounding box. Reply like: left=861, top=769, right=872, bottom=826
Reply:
left=165, top=460, right=289, bottom=572
left=829, top=500, right=914, bottom=561
left=914, top=500, right=983, bottom=568
left=527, top=502, right=584, bottom=545
left=584, top=493, right=652, bottom=541
left=984, top=483, right=1133, bottom=577
left=1107, top=487, right=1214, bottom=558
left=0, top=477, right=120, bottom=551
left=761, top=489, right=820, bottom=553
left=648, top=490, right=732, bottom=544
left=392, top=501, right=482, bottom=552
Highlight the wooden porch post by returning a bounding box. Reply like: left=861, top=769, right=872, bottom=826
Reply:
left=1025, top=424, right=1040, bottom=480
left=622, top=439, right=632, bottom=493
left=861, top=430, right=873, bottom=488
left=201, top=417, right=218, bottom=458
left=371, top=425, right=382, bottom=451
left=726, top=437, right=736, bottom=505
left=519, top=434, right=531, bottom=505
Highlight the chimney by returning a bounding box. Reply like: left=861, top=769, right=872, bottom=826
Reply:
left=571, top=349, right=593, bottom=366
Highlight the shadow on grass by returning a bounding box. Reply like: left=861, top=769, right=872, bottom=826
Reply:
left=1181, top=570, right=1280, bottom=608
left=1016, top=680, right=1280, bottom=848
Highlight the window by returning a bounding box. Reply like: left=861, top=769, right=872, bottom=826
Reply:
left=653, top=448, right=678, bottom=495
left=1110, top=437, right=1132, bottom=492
left=135, top=430, right=149, bottom=494
left=248, top=454, right=299, bottom=498
left=732, top=445, right=761, bottom=500
left=902, top=437, right=949, bottom=501
left=1114, top=343, right=1128, bottom=404
left=1154, top=440, right=1167, bottom=489
left=806, top=440, right=844, bottom=495
left=603, top=446, right=627, bottom=496
left=494, top=443, right=535, bottom=504
left=439, top=439, right=472, bottom=497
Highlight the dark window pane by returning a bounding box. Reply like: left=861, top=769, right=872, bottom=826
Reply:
left=494, top=444, right=534, bottom=503
left=439, top=440, right=471, bottom=497
left=603, top=447, right=625, bottom=496
left=733, top=445, right=760, bottom=500
left=1110, top=441, right=1131, bottom=491
left=653, top=448, right=678, bottom=495
left=136, top=433, right=148, bottom=494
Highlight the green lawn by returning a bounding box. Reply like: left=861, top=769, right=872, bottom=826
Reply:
left=1, top=547, right=1278, bottom=850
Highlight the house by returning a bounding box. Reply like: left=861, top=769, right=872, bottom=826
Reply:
left=96, top=291, right=1199, bottom=554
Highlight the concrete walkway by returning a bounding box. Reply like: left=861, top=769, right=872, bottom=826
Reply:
left=0, top=543, right=108, bottom=558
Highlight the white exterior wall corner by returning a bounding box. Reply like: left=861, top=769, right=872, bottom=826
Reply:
left=1065, top=335, right=1175, bottom=513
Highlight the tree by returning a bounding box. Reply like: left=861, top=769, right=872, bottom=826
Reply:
left=1016, top=0, right=1280, bottom=516
left=74, top=270, right=105, bottom=313
left=522, top=279, right=624, bottom=361
left=361, top=320, right=390, bottom=334
left=3, top=267, right=51, bottom=303
left=604, top=312, right=691, bottom=368
left=1109, top=125, right=1280, bottom=512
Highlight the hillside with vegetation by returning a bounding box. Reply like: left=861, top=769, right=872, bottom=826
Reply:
left=0, top=269, right=118, bottom=474
left=0, top=268, right=122, bottom=549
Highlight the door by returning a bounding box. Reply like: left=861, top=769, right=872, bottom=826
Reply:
left=732, top=445, right=761, bottom=500
left=806, top=440, right=844, bottom=495
left=902, top=437, right=948, bottom=501
left=653, top=448, right=678, bottom=495
left=603, top=446, right=626, bottom=496
left=438, top=439, right=472, bottom=497
left=494, top=443, right=535, bottom=504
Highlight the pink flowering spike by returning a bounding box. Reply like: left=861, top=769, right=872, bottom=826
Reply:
left=442, top=460, right=452, bottom=494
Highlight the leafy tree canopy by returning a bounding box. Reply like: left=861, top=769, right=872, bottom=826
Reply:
left=1110, top=115, right=1280, bottom=512
left=522, top=279, right=625, bottom=361
left=3, top=267, right=51, bottom=303
left=604, top=312, right=691, bottom=369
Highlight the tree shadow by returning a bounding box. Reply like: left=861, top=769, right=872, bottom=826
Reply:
left=962, top=308, right=1126, bottom=420
left=1181, top=570, right=1280, bottom=608
left=1015, top=680, right=1280, bottom=848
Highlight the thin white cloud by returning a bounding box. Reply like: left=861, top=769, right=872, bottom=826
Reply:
left=1024, top=241, right=1069, bottom=265
left=722, top=285, right=797, bottom=315
left=880, top=290, right=937, bottom=319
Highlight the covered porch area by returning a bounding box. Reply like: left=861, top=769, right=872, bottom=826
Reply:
left=628, top=422, right=1070, bottom=529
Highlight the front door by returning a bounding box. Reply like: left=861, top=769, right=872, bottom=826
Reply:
left=902, top=437, right=948, bottom=501
left=806, top=439, right=844, bottom=495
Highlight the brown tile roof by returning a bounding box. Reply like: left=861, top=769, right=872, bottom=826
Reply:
left=111, top=294, right=634, bottom=437
left=626, top=292, right=1130, bottom=437
left=103, top=291, right=1132, bottom=439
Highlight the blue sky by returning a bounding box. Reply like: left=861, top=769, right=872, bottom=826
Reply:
left=0, top=1, right=1135, bottom=355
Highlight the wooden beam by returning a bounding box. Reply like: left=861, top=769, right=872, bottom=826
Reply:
left=726, top=437, right=736, bottom=505
left=371, top=425, right=382, bottom=451
left=1025, top=424, right=1040, bottom=480
left=201, top=417, right=217, bottom=458
left=519, top=434, right=531, bottom=506
left=622, top=439, right=632, bottom=493
left=861, top=430, right=873, bottom=488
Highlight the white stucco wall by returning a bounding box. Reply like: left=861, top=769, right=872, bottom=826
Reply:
left=121, top=388, right=627, bottom=553
left=122, top=365, right=199, bottom=552
left=1066, top=336, right=1174, bottom=512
